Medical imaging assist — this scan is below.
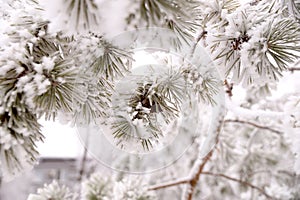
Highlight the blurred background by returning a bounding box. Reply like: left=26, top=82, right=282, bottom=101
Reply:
left=0, top=120, right=90, bottom=200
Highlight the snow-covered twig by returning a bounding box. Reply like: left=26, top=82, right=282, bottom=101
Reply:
left=147, top=94, right=283, bottom=199
left=147, top=151, right=214, bottom=199
left=181, top=92, right=226, bottom=199
left=226, top=99, right=285, bottom=119
left=224, top=119, right=283, bottom=135
left=148, top=115, right=224, bottom=199
left=201, top=171, right=275, bottom=200
left=148, top=177, right=190, bottom=190
left=184, top=150, right=215, bottom=200
left=181, top=106, right=225, bottom=200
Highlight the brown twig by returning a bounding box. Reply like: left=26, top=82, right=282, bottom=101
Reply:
left=186, top=150, right=214, bottom=200
left=148, top=178, right=190, bottom=190
left=184, top=117, right=224, bottom=200
left=190, top=30, right=208, bottom=56
left=77, top=130, right=90, bottom=182
left=224, top=79, right=233, bottom=97
left=148, top=116, right=222, bottom=197
left=149, top=94, right=226, bottom=200
left=147, top=118, right=277, bottom=200
left=201, top=171, right=275, bottom=200
left=288, top=67, right=300, bottom=72
left=224, top=119, right=283, bottom=135
left=148, top=110, right=280, bottom=199
left=147, top=152, right=214, bottom=196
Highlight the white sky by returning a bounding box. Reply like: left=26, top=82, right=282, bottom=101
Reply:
left=36, top=119, right=84, bottom=158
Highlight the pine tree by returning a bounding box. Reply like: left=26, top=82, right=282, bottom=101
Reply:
left=0, top=0, right=300, bottom=199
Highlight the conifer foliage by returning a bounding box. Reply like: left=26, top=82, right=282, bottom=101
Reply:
left=0, top=0, right=300, bottom=199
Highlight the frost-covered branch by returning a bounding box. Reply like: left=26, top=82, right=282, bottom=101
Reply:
left=185, top=150, right=214, bottom=200
left=224, top=119, right=283, bottom=135
left=148, top=110, right=225, bottom=198
left=135, top=0, right=199, bottom=44
left=226, top=99, right=285, bottom=119
left=183, top=115, right=224, bottom=200
left=201, top=171, right=275, bottom=200
left=27, top=180, right=77, bottom=200
left=147, top=151, right=216, bottom=197
left=2, top=0, right=300, bottom=199
left=148, top=177, right=190, bottom=191
left=149, top=114, right=224, bottom=199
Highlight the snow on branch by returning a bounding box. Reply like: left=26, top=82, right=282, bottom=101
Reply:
left=226, top=99, right=285, bottom=119
left=148, top=177, right=190, bottom=191
left=224, top=119, right=283, bottom=135
left=200, top=171, right=275, bottom=200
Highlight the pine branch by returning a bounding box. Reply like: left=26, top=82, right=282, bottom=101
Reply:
left=183, top=68, right=220, bottom=105
left=90, top=40, right=133, bottom=79
left=266, top=19, right=300, bottom=68
left=0, top=5, right=59, bottom=179
left=64, top=0, right=100, bottom=31
left=200, top=171, right=275, bottom=200
left=73, top=78, right=111, bottom=124
left=81, top=173, right=113, bottom=199
left=211, top=10, right=250, bottom=79
left=34, top=59, right=85, bottom=120
left=223, top=0, right=240, bottom=12
left=28, top=180, right=77, bottom=200
left=110, top=69, right=188, bottom=150
left=286, top=0, right=300, bottom=21
left=0, top=103, right=43, bottom=180
left=207, top=4, right=300, bottom=84
left=137, top=0, right=199, bottom=45
left=109, top=63, right=220, bottom=151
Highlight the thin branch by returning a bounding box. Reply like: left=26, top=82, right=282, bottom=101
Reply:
left=77, top=129, right=90, bottom=182
left=147, top=116, right=223, bottom=197
left=148, top=118, right=277, bottom=199
left=288, top=67, right=300, bottom=72
left=147, top=152, right=214, bottom=196
left=201, top=171, right=275, bottom=200
left=226, top=100, right=285, bottom=119
left=148, top=178, right=190, bottom=190
left=184, top=117, right=224, bottom=200
left=186, top=150, right=214, bottom=200
left=224, top=119, right=283, bottom=135
left=190, top=30, right=207, bottom=56
left=224, top=79, right=233, bottom=97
